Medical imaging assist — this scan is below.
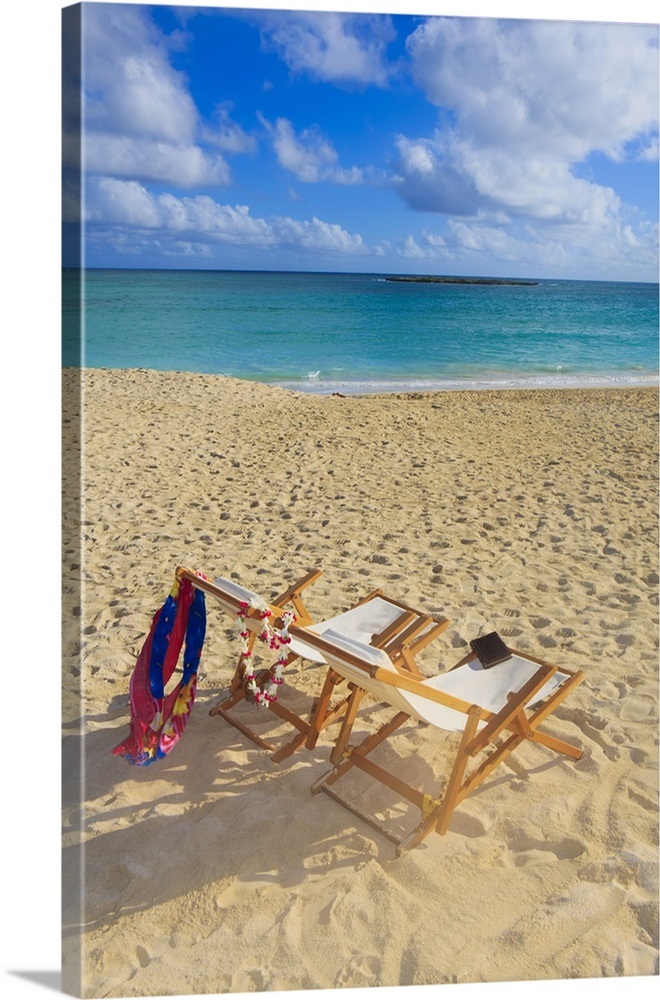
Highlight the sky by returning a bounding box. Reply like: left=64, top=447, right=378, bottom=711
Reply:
left=62, top=1, right=660, bottom=281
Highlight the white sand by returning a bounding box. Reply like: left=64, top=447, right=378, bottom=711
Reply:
left=61, top=369, right=658, bottom=997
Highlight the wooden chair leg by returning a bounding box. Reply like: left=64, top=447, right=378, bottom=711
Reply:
left=270, top=729, right=310, bottom=763
left=528, top=729, right=583, bottom=759
left=271, top=568, right=322, bottom=621
left=307, top=659, right=584, bottom=851
left=209, top=706, right=276, bottom=751
left=396, top=807, right=445, bottom=856
left=435, top=706, right=482, bottom=836
left=312, top=712, right=409, bottom=794
left=305, top=669, right=344, bottom=749
left=438, top=694, right=584, bottom=832
left=523, top=672, right=585, bottom=760
left=330, top=686, right=366, bottom=765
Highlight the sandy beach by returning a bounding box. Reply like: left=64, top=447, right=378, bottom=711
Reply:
left=62, top=368, right=659, bottom=998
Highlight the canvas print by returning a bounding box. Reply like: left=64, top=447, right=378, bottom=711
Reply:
left=61, top=2, right=659, bottom=998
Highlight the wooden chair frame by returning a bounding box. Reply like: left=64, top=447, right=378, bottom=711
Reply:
left=287, top=625, right=585, bottom=854
left=300, top=592, right=452, bottom=761
left=176, top=567, right=450, bottom=763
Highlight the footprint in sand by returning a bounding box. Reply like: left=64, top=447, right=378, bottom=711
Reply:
left=335, top=955, right=381, bottom=988
left=509, top=834, right=586, bottom=867
left=136, top=946, right=151, bottom=968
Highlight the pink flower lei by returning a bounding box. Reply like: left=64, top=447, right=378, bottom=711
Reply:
left=236, top=598, right=297, bottom=707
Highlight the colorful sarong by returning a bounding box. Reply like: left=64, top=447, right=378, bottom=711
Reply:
left=113, top=577, right=206, bottom=765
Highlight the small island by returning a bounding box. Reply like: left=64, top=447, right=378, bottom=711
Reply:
left=385, top=275, right=539, bottom=286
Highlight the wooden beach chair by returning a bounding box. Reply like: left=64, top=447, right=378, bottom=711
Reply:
left=175, top=566, right=450, bottom=763
left=286, top=626, right=585, bottom=854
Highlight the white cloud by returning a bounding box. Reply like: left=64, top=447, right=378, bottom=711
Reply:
left=84, top=134, right=231, bottom=187
left=407, top=18, right=658, bottom=163
left=259, top=115, right=363, bottom=184
left=393, top=134, right=482, bottom=215
left=395, top=16, right=659, bottom=260
left=202, top=104, right=257, bottom=155
left=274, top=215, right=367, bottom=253
left=78, top=4, right=248, bottom=190
left=85, top=178, right=367, bottom=257
left=257, top=11, right=396, bottom=86
left=170, top=241, right=213, bottom=259
left=407, top=206, right=659, bottom=280
left=83, top=4, right=198, bottom=146
left=398, top=235, right=429, bottom=259
left=637, top=135, right=659, bottom=162
left=88, top=231, right=215, bottom=261
left=85, top=178, right=270, bottom=243
left=395, top=137, right=435, bottom=177
left=86, top=178, right=163, bottom=228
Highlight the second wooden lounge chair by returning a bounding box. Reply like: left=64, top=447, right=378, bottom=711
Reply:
left=175, top=566, right=450, bottom=762
left=286, top=626, right=585, bottom=854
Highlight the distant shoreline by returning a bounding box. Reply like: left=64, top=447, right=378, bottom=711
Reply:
left=268, top=375, right=658, bottom=396
left=67, top=365, right=659, bottom=397
left=385, top=275, right=540, bottom=286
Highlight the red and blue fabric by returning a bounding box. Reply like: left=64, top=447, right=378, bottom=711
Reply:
left=113, top=577, right=206, bottom=765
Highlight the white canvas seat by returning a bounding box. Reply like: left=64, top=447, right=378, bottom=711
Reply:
left=287, top=625, right=585, bottom=853
left=175, top=567, right=450, bottom=762
left=319, top=629, right=571, bottom=731
left=209, top=576, right=266, bottom=618
left=287, top=596, right=439, bottom=663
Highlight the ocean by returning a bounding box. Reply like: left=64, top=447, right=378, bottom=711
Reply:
left=63, top=269, right=659, bottom=393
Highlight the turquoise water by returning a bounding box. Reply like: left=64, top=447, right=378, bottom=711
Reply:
left=63, top=269, right=658, bottom=393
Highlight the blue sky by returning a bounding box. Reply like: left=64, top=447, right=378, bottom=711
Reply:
left=64, top=1, right=659, bottom=280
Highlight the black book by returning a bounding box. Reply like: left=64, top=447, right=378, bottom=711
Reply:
left=469, top=631, right=512, bottom=669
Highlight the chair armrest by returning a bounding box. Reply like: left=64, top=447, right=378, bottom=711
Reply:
left=464, top=663, right=556, bottom=756
left=273, top=568, right=322, bottom=604
left=273, top=568, right=323, bottom=622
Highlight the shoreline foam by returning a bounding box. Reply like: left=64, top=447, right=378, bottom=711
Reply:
left=72, top=364, right=660, bottom=397
left=268, top=371, right=660, bottom=395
